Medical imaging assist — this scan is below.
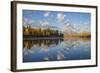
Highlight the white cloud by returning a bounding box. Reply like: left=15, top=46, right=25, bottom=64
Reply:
left=40, top=20, right=49, bottom=26
left=23, top=18, right=28, bottom=26
left=23, top=18, right=28, bottom=24
left=44, top=12, right=50, bottom=17
left=23, top=18, right=35, bottom=27
left=28, top=19, right=35, bottom=25
left=57, top=13, right=66, bottom=23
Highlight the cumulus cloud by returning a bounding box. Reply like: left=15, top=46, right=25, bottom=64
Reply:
left=23, top=18, right=28, bottom=24
left=23, top=18, right=28, bottom=26
left=40, top=20, right=49, bottom=26
left=23, top=18, right=35, bottom=27
left=56, top=13, right=66, bottom=23
left=44, top=11, right=50, bottom=17
left=28, top=19, right=35, bottom=25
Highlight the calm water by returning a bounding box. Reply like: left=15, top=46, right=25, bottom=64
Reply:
left=23, top=38, right=91, bottom=62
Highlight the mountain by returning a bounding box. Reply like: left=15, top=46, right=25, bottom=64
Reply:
left=63, top=23, right=78, bottom=34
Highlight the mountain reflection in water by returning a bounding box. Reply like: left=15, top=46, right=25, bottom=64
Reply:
left=23, top=38, right=91, bottom=62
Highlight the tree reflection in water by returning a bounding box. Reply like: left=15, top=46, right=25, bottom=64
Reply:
left=23, top=38, right=90, bottom=62
left=23, top=39, right=64, bottom=49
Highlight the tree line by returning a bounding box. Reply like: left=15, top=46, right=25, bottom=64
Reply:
left=23, top=26, right=64, bottom=37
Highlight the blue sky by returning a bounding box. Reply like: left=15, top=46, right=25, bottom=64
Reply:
left=23, top=10, right=91, bottom=32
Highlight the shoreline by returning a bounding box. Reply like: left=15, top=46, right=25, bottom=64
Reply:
left=23, top=37, right=64, bottom=40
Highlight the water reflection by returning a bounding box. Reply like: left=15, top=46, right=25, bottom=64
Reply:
left=23, top=39, right=64, bottom=49
left=23, top=38, right=91, bottom=62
